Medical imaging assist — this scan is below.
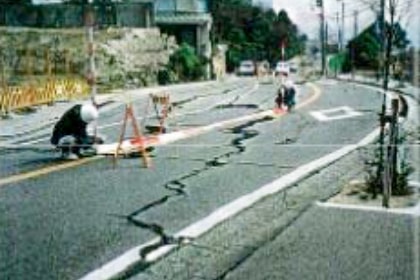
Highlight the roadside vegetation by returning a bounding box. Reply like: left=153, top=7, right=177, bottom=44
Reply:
left=342, top=22, right=410, bottom=75
left=362, top=138, right=414, bottom=197
left=209, top=0, right=307, bottom=72
left=158, top=43, right=208, bottom=85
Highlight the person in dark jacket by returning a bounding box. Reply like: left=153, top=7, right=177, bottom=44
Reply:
left=275, top=86, right=284, bottom=109
left=51, top=103, right=102, bottom=159
left=283, top=80, right=296, bottom=111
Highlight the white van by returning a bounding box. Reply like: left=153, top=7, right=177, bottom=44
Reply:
left=274, top=61, right=290, bottom=76
left=238, top=60, right=256, bottom=76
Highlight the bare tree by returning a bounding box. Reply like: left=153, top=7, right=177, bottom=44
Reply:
left=357, top=0, right=413, bottom=205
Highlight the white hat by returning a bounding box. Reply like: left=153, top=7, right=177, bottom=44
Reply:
left=80, top=103, right=98, bottom=123
left=285, top=80, right=294, bottom=88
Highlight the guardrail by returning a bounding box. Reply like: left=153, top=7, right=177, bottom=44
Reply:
left=0, top=78, right=89, bottom=116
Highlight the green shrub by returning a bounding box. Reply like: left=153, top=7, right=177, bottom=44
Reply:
left=168, top=43, right=206, bottom=82
left=362, top=132, right=413, bottom=197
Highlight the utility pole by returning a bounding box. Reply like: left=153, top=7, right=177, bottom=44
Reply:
left=317, top=0, right=326, bottom=76
left=336, top=0, right=345, bottom=50
left=336, top=12, right=340, bottom=50
left=85, top=0, right=97, bottom=105
left=341, top=1, right=345, bottom=50
left=351, top=10, right=358, bottom=79
left=353, top=10, right=358, bottom=36
left=325, top=22, right=329, bottom=45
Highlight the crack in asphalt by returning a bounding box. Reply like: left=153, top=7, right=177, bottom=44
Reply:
left=214, top=104, right=259, bottom=110
left=118, top=116, right=275, bottom=273
left=158, top=156, right=294, bottom=169
left=171, top=84, right=251, bottom=109
left=275, top=137, right=298, bottom=145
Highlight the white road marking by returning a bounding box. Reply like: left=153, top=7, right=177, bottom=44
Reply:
left=79, top=127, right=381, bottom=280
left=310, top=106, right=363, bottom=122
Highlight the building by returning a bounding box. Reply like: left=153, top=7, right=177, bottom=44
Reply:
left=155, top=0, right=212, bottom=78
left=0, top=1, right=155, bottom=28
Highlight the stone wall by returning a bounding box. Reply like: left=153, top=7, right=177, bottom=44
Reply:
left=0, top=27, right=178, bottom=90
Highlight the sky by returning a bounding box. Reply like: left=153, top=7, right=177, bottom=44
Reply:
left=269, top=0, right=420, bottom=48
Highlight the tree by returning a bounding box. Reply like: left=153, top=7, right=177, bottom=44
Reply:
left=210, top=0, right=307, bottom=71
left=353, top=0, right=413, bottom=205
left=344, top=21, right=410, bottom=72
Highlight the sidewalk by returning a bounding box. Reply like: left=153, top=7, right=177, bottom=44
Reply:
left=337, top=74, right=420, bottom=183
left=338, top=73, right=420, bottom=102
left=0, top=79, right=220, bottom=145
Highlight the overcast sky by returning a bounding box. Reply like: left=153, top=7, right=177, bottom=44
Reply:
left=270, top=0, right=419, bottom=47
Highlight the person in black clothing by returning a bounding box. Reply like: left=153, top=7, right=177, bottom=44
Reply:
left=283, top=80, right=296, bottom=111
left=275, top=86, right=285, bottom=109
left=51, top=103, right=102, bottom=159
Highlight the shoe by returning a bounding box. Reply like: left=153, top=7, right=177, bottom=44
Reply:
left=62, top=152, right=79, bottom=160
left=79, top=147, right=97, bottom=157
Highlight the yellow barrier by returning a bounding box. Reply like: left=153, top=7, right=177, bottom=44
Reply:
left=0, top=78, right=89, bottom=116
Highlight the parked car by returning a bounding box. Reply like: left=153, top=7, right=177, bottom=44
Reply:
left=274, top=61, right=290, bottom=76
left=238, top=60, right=256, bottom=76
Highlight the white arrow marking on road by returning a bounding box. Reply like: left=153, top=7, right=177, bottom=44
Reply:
left=310, top=106, right=363, bottom=122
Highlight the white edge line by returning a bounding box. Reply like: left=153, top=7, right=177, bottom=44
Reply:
left=79, top=127, right=381, bottom=280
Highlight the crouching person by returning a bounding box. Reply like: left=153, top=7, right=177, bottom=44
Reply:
left=51, top=103, right=104, bottom=160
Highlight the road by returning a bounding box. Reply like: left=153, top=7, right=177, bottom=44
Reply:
left=0, top=77, right=386, bottom=279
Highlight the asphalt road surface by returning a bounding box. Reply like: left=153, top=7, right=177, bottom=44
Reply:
left=0, top=77, right=386, bottom=279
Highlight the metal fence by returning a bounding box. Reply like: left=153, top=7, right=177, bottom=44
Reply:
left=0, top=78, right=89, bottom=116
